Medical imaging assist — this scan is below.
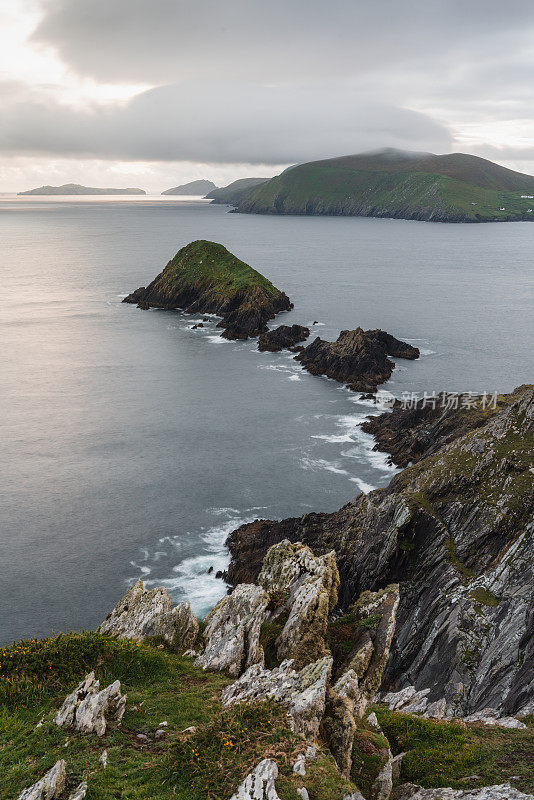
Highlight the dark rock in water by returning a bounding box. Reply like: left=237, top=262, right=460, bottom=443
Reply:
left=123, top=240, right=292, bottom=339
left=224, top=386, right=534, bottom=715
left=192, top=322, right=204, bottom=329
left=215, top=570, right=224, bottom=580
left=258, top=324, right=310, bottom=352
left=296, top=327, right=419, bottom=392
left=207, top=566, right=213, bottom=574
left=202, top=317, right=210, bottom=322
left=361, top=392, right=505, bottom=467
left=137, top=300, right=150, bottom=310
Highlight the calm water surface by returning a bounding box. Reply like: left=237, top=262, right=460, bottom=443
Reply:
left=2, top=195, right=533, bottom=643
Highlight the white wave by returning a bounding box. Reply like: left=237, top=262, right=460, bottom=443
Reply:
left=206, top=334, right=229, bottom=344
left=288, top=374, right=301, bottom=381
left=350, top=477, right=376, bottom=493
left=129, top=561, right=151, bottom=575
left=311, top=433, right=353, bottom=443
left=300, top=456, right=351, bottom=477
left=419, top=348, right=436, bottom=356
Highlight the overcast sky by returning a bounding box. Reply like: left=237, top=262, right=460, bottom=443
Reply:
left=1, top=0, right=534, bottom=192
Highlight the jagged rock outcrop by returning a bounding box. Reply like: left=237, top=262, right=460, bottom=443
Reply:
left=222, top=656, right=332, bottom=738
left=394, top=786, right=534, bottom=800
left=295, top=328, right=419, bottom=393
left=123, top=240, right=292, bottom=339
left=224, top=386, right=534, bottom=715
left=380, top=687, right=526, bottom=727
left=257, top=540, right=339, bottom=668
left=99, top=579, right=198, bottom=651
left=17, top=760, right=66, bottom=800
left=229, top=759, right=281, bottom=800
left=258, top=324, right=310, bottom=352
left=195, top=584, right=269, bottom=677
left=54, top=671, right=126, bottom=737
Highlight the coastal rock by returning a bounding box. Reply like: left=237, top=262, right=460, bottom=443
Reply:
left=68, top=783, right=88, bottom=800
left=98, top=580, right=198, bottom=651
left=321, top=674, right=359, bottom=776
left=17, top=760, right=66, bottom=800
left=258, top=324, right=310, bottom=352
left=372, top=748, right=394, bottom=800
left=257, top=540, right=339, bottom=668
left=222, top=656, right=332, bottom=738
left=228, top=759, right=281, bottom=800
left=123, top=240, right=292, bottom=339
left=295, top=328, right=419, bottom=393
left=195, top=583, right=269, bottom=677
left=225, top=387, right=534, bottom=715
left=54, top=671, right=126, bottom=737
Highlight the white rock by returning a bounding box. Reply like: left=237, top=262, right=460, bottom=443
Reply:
left=55, top=672, right=126, bottom=737
left=464, top=711, right=527, bottom=730
left=403, top=784, right=534, bottom=800
left=17, top=760, right=66, bottom=800
left=424, top=699, right=447, bottom=719
left=222, top=656, right=332, bottom=738
left=195, top=584, right=269, bottom=677
left=99, top=750, right=108, bottom=768
left=366, top=711, right=383, bottom=733
left=298, top=789, right=310, bottom=800
left=372, top=748, right=393, bottom=800
left=228, top=759, right=281, bottom=800
left=392, top=752, right=406, bottom=782
left=68, top=782, right=88, bottom=800
left=382, top=686, right=417, bottom=710
left=344, top=793, right=366, bottom=800
left=293, top=754, right=307, bottom=775
left=99, top=580, right=199, bottom=651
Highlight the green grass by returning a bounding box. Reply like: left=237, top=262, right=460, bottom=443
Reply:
left=154, top=240, right=280, bottom=299
left=377, top=708, right=534, bottom=794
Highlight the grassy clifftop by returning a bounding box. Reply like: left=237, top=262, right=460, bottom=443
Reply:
left=234, top=150, right=534, bottom=222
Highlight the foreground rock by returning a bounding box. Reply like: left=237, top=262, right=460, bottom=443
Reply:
left=17, top=760, right=66, bottom=800
left=224, top=386, right=534, bottom=715
left=258, top=324, right=310, bottom=352
left=123, top=240, right=292, bottom=339
left=99, top=579, right=198, bottom=651
left=222, top=656, right=332, bottom=738
left=395, top=785, right=534, bottom=800
left=195, top=584, right=269, bottom=677
left=55, top=671, right=126, bottom=736
left=295, top=328, right=419, bottom=393
left=229, top=759, right=281, bottom=800
left=257, top=540, right=339, bottom=668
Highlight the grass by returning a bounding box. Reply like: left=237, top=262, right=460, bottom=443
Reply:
left=154, top=240, right=281, bottom=299
left=377, top=708, right=534, bottom=794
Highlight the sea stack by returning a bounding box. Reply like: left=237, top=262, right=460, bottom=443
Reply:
left=123, top=240, right=292, bottom=339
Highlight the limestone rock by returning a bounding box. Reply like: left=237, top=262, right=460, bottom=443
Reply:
left=321, top=670, right=360, bottom=776
left=195, top=584, right=269, bottom=677
left=17, top=760, right=66, bottom=800
left=54, top=671, right=126, bottom=737
left=229, top=759, right=281, bottom=800
left=258, top=540, right=339, bottom=668
left=222, top=656, right=332, bottom=738
left=99, top=580, right=199, bottom=651
left=68, top=782, right=88, bottom=800
left=424, top=699, right=447, bottom=720
left=372, top=749, right=394, bottom=800
left=397, top=785, right=534, bottom=800
left=464, top=709, right=526, bottom=730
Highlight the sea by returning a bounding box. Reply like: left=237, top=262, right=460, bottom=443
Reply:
left=2, top=194, right=533, bottom=643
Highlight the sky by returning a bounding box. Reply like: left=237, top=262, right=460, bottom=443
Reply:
left=1, top=0, right=534, bottom=193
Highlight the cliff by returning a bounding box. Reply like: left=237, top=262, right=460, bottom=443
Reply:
left=225, top=385, right=534, bottom=716
left=122, top=240, right=292, bottom=339
left=231, top=149, right=534, bottom=223
left=206, top=177, right=270, bottom=204
left=18, top=183, right=146, bottom=195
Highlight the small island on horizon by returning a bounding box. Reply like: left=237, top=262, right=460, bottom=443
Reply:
left=18, top=183, right=146, bottom=196
left=161, top=179, right=218, bottom=195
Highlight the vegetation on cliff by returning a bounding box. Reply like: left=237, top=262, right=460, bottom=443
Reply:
left=206, top=177, right=270, bottom=204
left=122, top=240, right=292, bottom=339
left=231, top=149, right=534, bottom=222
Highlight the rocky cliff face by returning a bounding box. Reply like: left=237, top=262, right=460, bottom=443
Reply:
left=225, top=386, right=534, bottom=715
left=296, top=328, right=419, bottom=393
left=258, top=324, right=310, bottom=352
left=123, top=240, right=292, bottom=339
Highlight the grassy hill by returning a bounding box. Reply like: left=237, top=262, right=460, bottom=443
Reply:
left=233, top=149, right=534, bottom=222
left=206, top=177, right=270, bottom=204
left=161, top=180, right=217, bottom=196
left=18, top=184, right=146, bottom=195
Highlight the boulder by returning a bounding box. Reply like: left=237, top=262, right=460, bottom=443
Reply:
left=258, top=540, right=339, bottom=668
left=229, top=759, right=281, bottom=800
left=68, top=783, right=88, bottom=800
left=54, top=671, right=126, bottom=737
left=17, top=760, right=66, bottom=800
left=258, top=324, right=310, bottom=352
left=222, top=656, right=332, bottom=738
left=394, top=785, right=534, bottom=800
left=99, top=579, right=199, bottom=651
left=195, top=584, right=269, bottom=677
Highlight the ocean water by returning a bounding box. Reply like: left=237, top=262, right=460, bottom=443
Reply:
left=2, top=195, right=533, bottom=644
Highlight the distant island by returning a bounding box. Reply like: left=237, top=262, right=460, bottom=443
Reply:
left=18, top=183, right=146, bottom=195
left=206, top=177, right=270, bottom=205
left=123, top=239, right=292, bottom=339
left=161, top=179, right=217, bottom=196
left=229, top=149, right=534, bottom=222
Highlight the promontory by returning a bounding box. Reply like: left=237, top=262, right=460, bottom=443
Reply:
left=123, top=239, right=292, bottom=339
left=18, top=183, right=146, bottom=195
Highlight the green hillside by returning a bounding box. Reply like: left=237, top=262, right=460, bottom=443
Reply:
left=206, top=177, right=270, bottom=204
left=234, top=149, right=534, bottom=222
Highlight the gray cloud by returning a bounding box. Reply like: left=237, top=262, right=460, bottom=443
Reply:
left=0, top=81, right=452, bottom=163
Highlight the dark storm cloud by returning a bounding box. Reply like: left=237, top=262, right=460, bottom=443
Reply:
left=0, top=81, right=452, bottom=163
